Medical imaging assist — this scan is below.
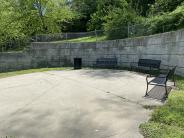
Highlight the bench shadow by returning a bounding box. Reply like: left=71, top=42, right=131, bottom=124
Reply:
left=144, top=85, right=172, bottom=102
left=77, top=69, right=148, bottom=80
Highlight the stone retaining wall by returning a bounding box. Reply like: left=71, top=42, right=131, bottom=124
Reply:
left=0, top=29, right=184, bottom=76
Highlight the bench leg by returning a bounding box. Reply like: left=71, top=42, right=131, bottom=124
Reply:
left=173, top=75, right=175, bottom=86
left=145, top=83, right=149, bottom=96
left=165, top=84, right=168, bottom=97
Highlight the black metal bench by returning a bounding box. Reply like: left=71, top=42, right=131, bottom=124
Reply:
left=131, top=59, right=161, bottom=76
left=93, top=58, right=117, bottom=69
left=145, top=65, right=177, bottom=97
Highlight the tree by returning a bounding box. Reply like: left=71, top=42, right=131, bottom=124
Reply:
left=14, top=0, right=77, bottom=35
left=63, top=0, right=98, bottom=32
left=102, top=1, right=142, bottom=39
left=149, top=0, right=184, bottom=15
left=0, top=0, right=24, bottom=43
left=87, top=0, right=133, bottom=31
left=146, top=2, right=184, bottom=35
left=0, top=0, right=78, bottom=42
left=126, top=0, right=155, bottom=17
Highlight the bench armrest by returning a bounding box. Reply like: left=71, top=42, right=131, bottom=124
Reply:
left=159, top=69, right=169, bottom=71
left=113, top=62, right=117, bottom=66
left=146, top=74, right=167, bottom=78
left=93, top=61, right=97, bottom=65
left=146, top=75, right=167, bottom=83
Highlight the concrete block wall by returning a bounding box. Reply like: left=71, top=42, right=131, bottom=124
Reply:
left=0, top=29, right=184, bottom=76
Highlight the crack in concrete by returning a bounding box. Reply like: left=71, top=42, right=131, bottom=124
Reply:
left=0, top=83, right=34, bottom=90
left=0, top=79, right=68, bottom=125
left=43, top=72, right=143, bottom=107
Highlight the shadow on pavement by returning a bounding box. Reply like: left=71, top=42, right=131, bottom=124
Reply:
left=144, top=85, right=172, bottom=102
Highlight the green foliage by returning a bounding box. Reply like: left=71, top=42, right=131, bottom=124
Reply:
left=145, top=3, right=184, bottom=34
left=16, top=0, right=76, bottom=35
left=175, top=75, right=184, bottom=90
left=140, top=75, right=184, bottom=138
left=54, top=34, right=106, bottom=42
left=0, top=67, right=74, bottom=78
left=142, top=105, right=157, bottom=110
left=151, top=91, right=184, bottom=127
left=127, top=0, right=155, bottom=17
left=0, top=0, right=25, bottom=43
left=8, top=135, right=15, bottom=138
left=0, top=38, right=31, bottom=52
left=87, top=0, right=129, bottom=31
left=63, top=0, right=98, bottom=32
left=0, top=0, right=78, bottom=44
left=140, top=122, right=184, bottom=138
left=2, top=0, right=184, bottom=45
left=103, top=5, right=142, bottom=40
left=149, top=0, right=184, bottom=14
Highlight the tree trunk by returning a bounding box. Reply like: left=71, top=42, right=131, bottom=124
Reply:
left=36, top=0, right=46, bottom=33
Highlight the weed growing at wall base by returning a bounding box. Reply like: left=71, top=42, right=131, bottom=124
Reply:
left=6, top=135, right=15, bottom=138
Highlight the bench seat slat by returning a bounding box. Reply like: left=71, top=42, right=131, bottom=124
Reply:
left=132, top=66, right=159, bottom=71
left=93, top=58, right=117, bottom=69
left=131, top=59, right=161, bottom=76
left=149, top=77, right=166, bottom=85
left=145, top=65, right=177, bottom=97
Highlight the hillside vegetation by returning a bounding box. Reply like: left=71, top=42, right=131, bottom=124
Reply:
left=1, top=0, right=184, bottom=50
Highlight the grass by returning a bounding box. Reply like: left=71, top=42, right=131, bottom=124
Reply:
left=54, top=35, right=107, bottom=43
left=0, top=66, right=166, bottom=79
left=0, top=67, right=97, bottom=79
left=1, top=44, right=30, bottom=53
left=6, top=135, right=15, bottom=138
left=141, top=105, right=157, bottom=110
left=0, top=66, right=131, bottom=79
left=0, top=67, right=75, bottom=79
left=1, top=35, right=107, bottom=53
left=139, top=75, right=184, bottom=138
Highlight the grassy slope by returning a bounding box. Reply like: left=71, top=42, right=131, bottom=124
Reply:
left=54, top=35, right=107, bottom=43
left=139, top=75, right=184, bottom=138
left=1, top=35, right=107, bottom=53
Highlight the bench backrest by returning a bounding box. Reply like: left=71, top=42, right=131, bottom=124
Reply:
left=166, top=65, right=177, bottom=81
left=138, top=59, right=161, bottom=69
left=96, top=58, right=117, bottom=65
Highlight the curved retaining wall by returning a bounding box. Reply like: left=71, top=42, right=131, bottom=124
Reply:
left=0, top=29, right=184, bottom=76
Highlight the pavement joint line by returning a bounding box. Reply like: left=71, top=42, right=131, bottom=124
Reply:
left=0, top=73, right=54, bottom=91
left=0, top=71, right=153, bottom=124
left=43, top=72, right=145, bottom=107
left=50, top=72, right=166, bottom=107
left=0, top=79, right=68, bottom=125
left=0, top=83, right=34, bottom=91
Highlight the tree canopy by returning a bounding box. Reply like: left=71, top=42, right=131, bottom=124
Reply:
left=0, top=0, right=78, bottom=42
left=1, top=0, right=184, bottom=43
left=0, top=0, right=24, bottom=43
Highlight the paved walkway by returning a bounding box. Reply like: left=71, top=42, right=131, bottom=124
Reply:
left=0, top=69, right=173, bottom=138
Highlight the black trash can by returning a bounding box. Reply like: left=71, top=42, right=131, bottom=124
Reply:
left=74, top=58, right=82, bottom=69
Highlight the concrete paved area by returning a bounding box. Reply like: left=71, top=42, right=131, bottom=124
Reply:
left=0, top=69, right=174, bottom=138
